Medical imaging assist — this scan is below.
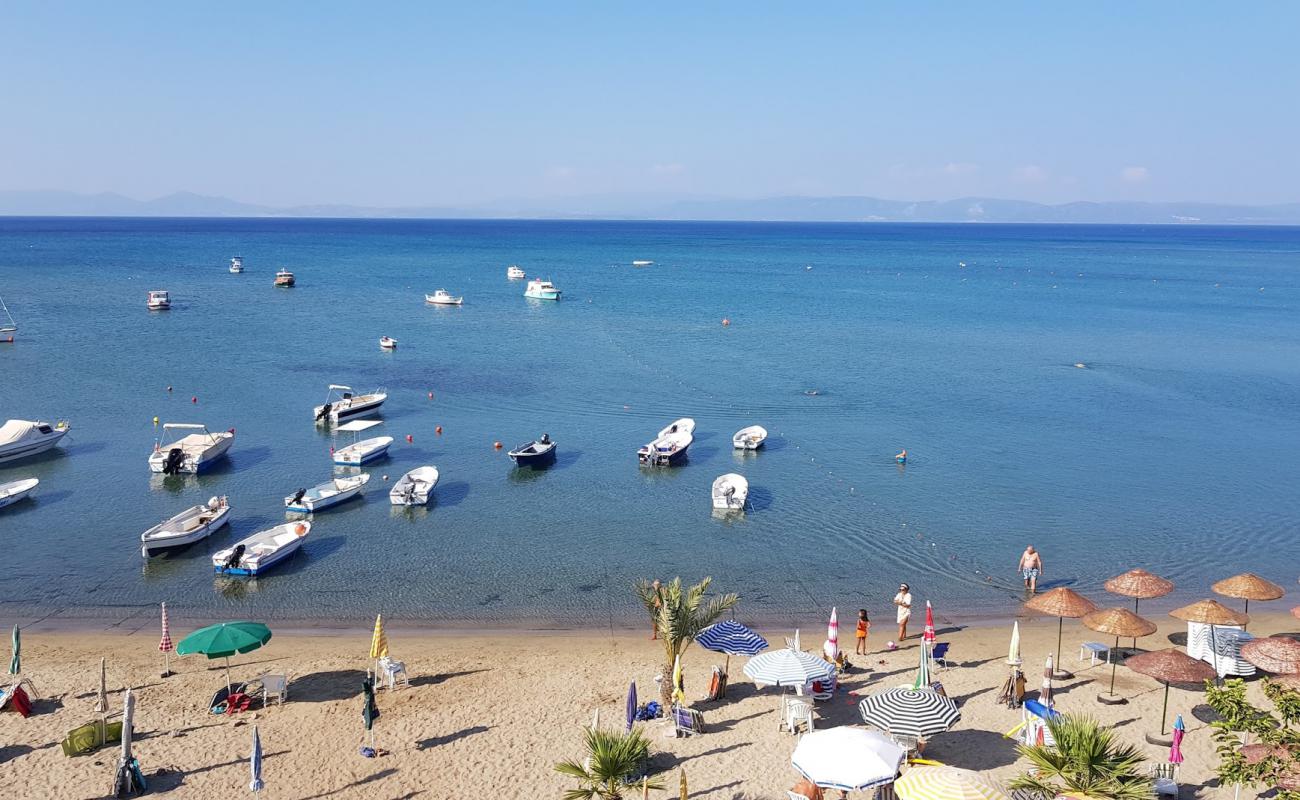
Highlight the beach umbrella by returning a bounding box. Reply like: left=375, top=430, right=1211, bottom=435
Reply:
left=8, top=624, right=18, bottom=675
left=361, top=676, right=379, bottom=754
left=823, top=607, right=839, bottom=663
left=912, top=637, right=932, bottom=690
left=1040, top=655, right=1054, bottom=707
left=793, top=628, right=801, bottom=652
left=95, top=656, right=109, bottom=714
left=922, top=601, right=936, bottom=645
left=625, top=681, right=636, bottom=731
left=1082, top=608, right=1157, bottom=702
left=671, top=654, right=685, bottom=706
left=1104, top=568, right=1173, bottom=647
left=591, top=708, right=600, bottom=731
left=1024, top=588, right=1097, bottom=678
left=791, top=727, right=904, bottom=792
left=249, top=725, right=264, bottom=793
left=1212, top=573, right=1285, bottom=623
left=697, top=619, right=767, bottom=677
left=1272, top=673, right=1300, bottom=692
left=112, top=688, right=145, bottom=796
left=1008, top=622, right=1021, bottom=665
left=743, top=647, right=835, bottom=688
left=1241, top=637, right=1300, bottom=675
left=1124, top=648, right=1216, bottom=737
left=1169, top=599, right=1248, bottom=681
left=1242, top=743, right=1300, bottom=790
left=158, top=603, right=174, bottom=677
left=1293, top=605, right=1300, bottom=621
left=895, top=766, right=1011, bottom=800
left=858, top=688, right=960, bottom=738
left=177, top=621, right=272, bottom=693
left=678, top=767, right=688, bottom=800
left=369, top=613, right=388, bottom=682
left=1169, top=715, right=1185, bottom=765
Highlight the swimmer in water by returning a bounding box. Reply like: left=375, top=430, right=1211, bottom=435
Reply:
left=896, top=449, right=907, bottom=464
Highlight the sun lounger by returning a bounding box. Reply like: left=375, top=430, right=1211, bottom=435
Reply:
left=61, top=719, right=124, bottom=756
left=669, top=704, right=704, bottom=737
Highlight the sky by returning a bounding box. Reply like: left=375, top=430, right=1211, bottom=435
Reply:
left=2, top=2, right=1298, bottom=208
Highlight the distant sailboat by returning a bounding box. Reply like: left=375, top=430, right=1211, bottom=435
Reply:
left=0, top=294, right=15, bottom=342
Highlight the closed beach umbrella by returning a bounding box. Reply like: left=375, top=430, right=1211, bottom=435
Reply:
left=858, top=688, right=960, bottom=738
left=249, top=725, right=264, bottom=793
left=697, top=619, right=767, bottom=676
left=1082, top=608, right=1157, bottom=701
left=1125, top=648, right=1216, bottom=736
left=912, top=638, right=932, bottom=690
left=8, top=624, right=18, bottom=675
left=895, top=766, right=1011, bottom=800
left=791, top=727, right=905, bottom=792
left=158, top=603, right=174, bottom=676
left=743, top=647, right=835, bottom=687
left=678, top=767, right=688, bottom=800
left=369, top=613, right=388, bottom=660
left=176, top=621, right=273, bottom=693
left=361, top=676, right=379, bottom=753
left=823, top=607, right=839, bottom=662
left=1241, top=637, right=1300, bottom=675
left=1169, top=599, right=1248, bottom=680
left=1024, top=588, right=1097, bottom=678
left=1040, top=655, right=1054, bottom=707
left=671, top=654, right=685, bottom=706
left=625, top=681, right=637, bottom=731
left=1212, top=573, right=1285, bottom=622
left=1008, top=621, right=1021, bottom=665
left=1104, top=568, right=1173, bottom=647
left=922, top=601, right=936, bottom=645
left=95, top=656, right=108, bottom=715
left=1169, top=715, right=1185, bottom=765
left=113, top=687, right=145, bottom=796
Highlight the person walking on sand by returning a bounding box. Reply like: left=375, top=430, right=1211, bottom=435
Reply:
left=1019, top=545, right=1043, bottom=594
left=893, top=584, right=913, bottom=641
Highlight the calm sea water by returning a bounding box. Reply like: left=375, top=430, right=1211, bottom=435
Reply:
left=1, top=218, right=1298, bottom=630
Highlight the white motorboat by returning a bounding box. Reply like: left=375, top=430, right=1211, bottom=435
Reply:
left=711, top=473, right=749, bottom=511
left=0, top=419, right=70, bottom=463
left=0, top=478, right=38, bottom=510
left=213, top=521, right=310, bottom=576
left=333, top=420, right=393, bottom=466
left=658, top=418, right=696, bottom=438
left=146, top=290, right=171, bottom=310
left=389, top=466, right=439, bottom=506
left=285, top=473, right=370, bottom=512
left=632, top=260, right=654, bottom=267
left=732, top=425, right=768, bottom=450
left=149, top=423, right=235, bottom=474
left=379, top=336, right=397, bottom=350
left=425, top=289, right=463, bottom=305
left=140, top=496, right=231, bottom=557
left=524, top=278, right=562, bottom=300
left=274, top=269, right=295, bottom=287
left=638, top=430, right=693, bottom=466
left=313, top=384, right=387, bottom=425
left=229, top=256, right=244, bottom=273
left=507, top=265, right=526, bottom=280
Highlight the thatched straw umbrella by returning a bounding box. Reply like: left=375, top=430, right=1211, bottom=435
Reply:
left=1125, top=648, right=1216, bottom=741
left=1024, top=588, right=1097, bottom=679
left=1269, top=672, right=1300, bottom=692
left=1241, top=637, right=1300, bottom=675
left=1212, top=573, right=1285, bottom=625
left=1104, top=569, right=1173, bottom=649
left=1169, top=599, right=1248, bottom=682
left=1241, top=744, right=1300, bottom=791
left=1082, top=608, right=1157, bottom=703
left=1291, top=605, right=1300, bottom=621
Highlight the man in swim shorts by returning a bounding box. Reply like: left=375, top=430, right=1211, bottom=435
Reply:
left=1019, top=545, right=1043, bottom=594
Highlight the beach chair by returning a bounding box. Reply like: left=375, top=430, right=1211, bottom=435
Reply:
left=257, top=673, right=289, bottom=706
left=872, top=782, right=900, bottom=800
left=811, top=672, right=836, bottom=701
left=930, top=642, right=950, bottom=668
left=0, top=679, right=37, bottom=717
left=1079, top=641, right=1110, bottom=666
left=669, top=704, right=704, bottom=737
left=60, top=718, right=124, bottom=757
left=1149, top=763, right=1179, bottom=797
left=783, top=695, right=815, bottom=735
left=888, top=732, right=920, bottom=758
left=377, top=656, right=409, bottom=690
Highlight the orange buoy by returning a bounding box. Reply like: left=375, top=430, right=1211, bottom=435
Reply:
left=494, top=441, right=502, bottom=450
left=435, top=425, right=443, bottom=435
left=405, top=434, right=413, bottom=443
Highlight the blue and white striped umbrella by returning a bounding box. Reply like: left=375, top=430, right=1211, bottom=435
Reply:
left=698, top=620, right=768, bottom=656
left=792, top=727, right=904, bottom=792
left=743, top=647, right=834, bottom=686
left=249, top=725, right=264, bottom=793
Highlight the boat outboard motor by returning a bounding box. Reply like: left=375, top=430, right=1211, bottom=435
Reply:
left=315, top=402, right=332, bottom=422
left=290, top=488, right=307, bottom=505
left=540, top=433, right=550, bottom=444
left=222, top=544, right=245, bottom=570
left=162, top=447, right=185, bottom=475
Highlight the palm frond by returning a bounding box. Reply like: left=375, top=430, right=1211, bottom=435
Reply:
left=1010, top=714, right=1152, bottom=800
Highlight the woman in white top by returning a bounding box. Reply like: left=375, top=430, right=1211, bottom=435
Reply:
left=893, top=583, right=913, bottom=641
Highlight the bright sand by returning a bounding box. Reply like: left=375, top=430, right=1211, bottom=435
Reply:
left=5, top=612, right=1294, bottom=799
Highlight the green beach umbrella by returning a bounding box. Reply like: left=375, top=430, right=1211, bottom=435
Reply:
left=176, top=621, right=272, bottom=692
left=8, top=624, right=19, bottom=675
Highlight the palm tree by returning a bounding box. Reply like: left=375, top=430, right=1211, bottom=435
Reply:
left=633, top=577, right=739, bottom=708
left=1008, top=714, right=1152, bottom=800
left=554, top=727, right=662, bottom=800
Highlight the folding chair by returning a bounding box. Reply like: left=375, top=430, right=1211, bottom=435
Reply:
left=930, top=642, right=951, bottom=668
left=377, top=656, right=409, bottom=690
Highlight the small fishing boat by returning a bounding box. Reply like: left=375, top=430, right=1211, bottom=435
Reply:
left=0, top=419, right=70, bottom=463
left=285, top=473, right=370, bottom=512
left=711, top=473, right=749, bottom=511
left=508, top=434, right=557, bottom=467
left=524, top=278, right=562, bottom=300
left=389, top=466, right=439, bottom=506
left=274, top=268, right=295, bottom=287
left=313, top=384, right=387, bottom=425
left=638, top=430, right=693, bottom=466
left=140, top=496, right=231, bottom=557
left=212, top=521, right=310, bottom=576
left=148, top=423, right=235, bottom=474
left=379, top=336, right=397, bottom=350
left=146, top=290, right=171, bottom=310
left=229, top=256, right=244, bottom=273
left=425, top=289, right=463, bottom=305
left=332, top=420, right=393, bottom=466
left=0, top=478, right=38, bottom=510
left=658, top=418, right=696, bottom=438
left=732, top=425, right=767, bottom=450
left=632, top=260, right=654, bottom=267
left=507, top=265, right=526, bottom=280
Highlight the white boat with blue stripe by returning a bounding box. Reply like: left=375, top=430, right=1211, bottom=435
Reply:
left=285, top=473, right=370, bottom=512
left=213, top=521, right=310, bottom=576
left=332, top=420, right=392, bottom=466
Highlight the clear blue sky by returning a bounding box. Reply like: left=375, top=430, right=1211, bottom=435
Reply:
left=3, top=2, right=1297, bottom=207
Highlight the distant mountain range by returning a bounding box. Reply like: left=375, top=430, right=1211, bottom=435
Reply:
left=3, top=189, right=1299, bottom=225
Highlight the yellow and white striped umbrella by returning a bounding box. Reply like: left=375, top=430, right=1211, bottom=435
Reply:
left=368, top=614, right=388, bottom=660
left=895, top=766, right=1009, bottom=800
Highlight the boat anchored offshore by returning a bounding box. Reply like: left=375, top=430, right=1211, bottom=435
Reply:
left=0, top=419, right=70, bottom=464
left=390, top=466, right=439, bottom=506
left=149, top=423, right=235, bottom=474
left=146, top=290, right=171, bottom=310
left=507, top=265, right=526, bottom=280
left=285, top=473, right=370, bottom=513
left=229, top=256, right=244, bottom=273
left=508, top=434, right=557, bottom=468
left=425, top=289, right=463, bottom=305
left=732, top=425, right=767, bottom=450
left=213, top=521, right=310, bottom=576
left=332, top=420, right=393, bottom=466
left=379, top=336, right=397, bottom=350
left=711, top=473, right=749, bottom=511
left=0, top=478, right=39, bottom=510
left=0, top=293, right=16, bottom=341
left=314, top=384, right=387, bottom=425
left=524, top=278, right=562, bottom=300
left=274, top=268, right=295, bottom=287
left=140, top=496, right=231, bottom=557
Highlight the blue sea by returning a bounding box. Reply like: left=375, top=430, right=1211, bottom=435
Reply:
left=1, top=218, right=1298, bottom=630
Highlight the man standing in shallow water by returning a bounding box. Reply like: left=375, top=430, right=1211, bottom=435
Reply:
left=1019, top=545, right=1043, bottom=594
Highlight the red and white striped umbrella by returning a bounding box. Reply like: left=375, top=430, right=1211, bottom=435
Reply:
left=158, top=602, right=173, bottom=653
left=823, top=607, right=839, bottom=662
left=923, top=600, right=936, bottom=644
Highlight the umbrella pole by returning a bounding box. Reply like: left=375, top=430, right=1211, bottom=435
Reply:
left=1052, top=617, right=1073, bottom=679
left=226, top=656, right=233, bottom=694
left=1109, top=636, right=1119, bottom=695
left=1133, top=598, right=1140, bottom=650
left=1243, top=599, right=1249, bottom=629
left=1209, top=624, right=1221, bottom=686
left=1161, top=682, right=1169, bottom=736
left=722, top=654, right=730, bottom=698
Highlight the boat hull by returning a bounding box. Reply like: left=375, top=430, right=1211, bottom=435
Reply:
left=639, top=444, right=690, bottom=466
left=314, top=395, right=386, bottom=424
left=333, top=437, right=393, bottom=466
left=140, top=504, right=231, bottom=557
left=213, top=539, right=301, bottom=576
left=148, top=433, right=234, bottom=473
left=0, top=428, right=68, bottom=464
left=389, top=467, right=439, bottom=506
left=509, top=442, right=557, bottom=467
left=285, top=475, right=369, bottom=512
left=524, top=289, right=562, bottom=300
left=0, top=478, right=38, bottom=509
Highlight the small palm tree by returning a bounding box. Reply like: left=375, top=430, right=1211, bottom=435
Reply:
left=1008, top=714, right=1152, bottom=800
left=554, top=727, right=662, bottom=800
left=634, top=577, right=739, bottom=708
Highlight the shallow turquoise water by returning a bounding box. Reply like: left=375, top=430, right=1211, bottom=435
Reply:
left=1, top=219, right=1298, bottom=629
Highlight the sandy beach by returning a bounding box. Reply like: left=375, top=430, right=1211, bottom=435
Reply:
left=4, top=609, right=1294, bottom=799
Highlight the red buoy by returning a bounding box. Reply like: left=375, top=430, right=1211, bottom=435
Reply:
left=405, top=434, right=413, bottom=443
left=191, top=396, right=197, bottom=404
left=435, top=425, right=443, bottom=435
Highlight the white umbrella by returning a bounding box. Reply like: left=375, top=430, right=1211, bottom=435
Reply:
left=743, top=648, right=835, bottom=687
left=1008, top=622, right=1021, bottom=665
left=791, top=727, right=905, bottom=792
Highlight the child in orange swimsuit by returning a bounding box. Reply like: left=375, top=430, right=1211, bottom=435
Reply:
left=855, top=609, right=870, bottom=655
